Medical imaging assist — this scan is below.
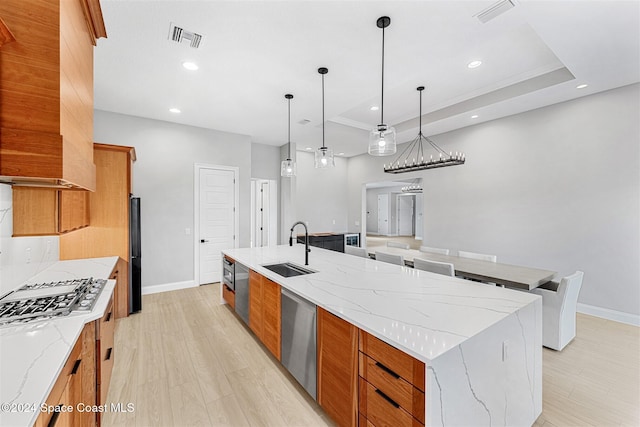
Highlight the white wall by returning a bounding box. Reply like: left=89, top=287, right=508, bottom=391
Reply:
left=347, top=84, right=640, bottom=318
left=0, top=185, right=59, bottom=294
left=295, top=151, right=349, bottom=233
left=94, top=110, right=252, bottom=290
left=251, top=143, right=281, bottom=180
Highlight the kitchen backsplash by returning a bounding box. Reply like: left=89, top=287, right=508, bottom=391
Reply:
left=0, top=185, right=59, bottom=294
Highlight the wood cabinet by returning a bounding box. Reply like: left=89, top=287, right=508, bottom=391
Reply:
left=297, top=233, right=345, bottom=253
left=0, top=0, right=106, bottom=190
left=96, top=295, right=115, bottom=423
left=34, top=321, right=96, bottom=427
left=359, top=330, right=425, bottom=426
left=222, top=284, right=235, bottom=309
left=11, top=187, right=90, bottom=236
left=248, top=270, right=281, bottom=360
left=61, top=144, right=136, bottom=318
left=317, top=307, right=358, bottom=427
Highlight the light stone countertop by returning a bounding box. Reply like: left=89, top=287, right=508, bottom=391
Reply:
left=223, top=245, right=540, bottom=363
left=0, top=256, right=118, bottom=427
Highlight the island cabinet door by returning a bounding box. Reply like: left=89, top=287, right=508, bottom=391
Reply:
left=317, top=307, right=358, bottom=427
left=262, top=277, right=281, bottom=361
left=249, top=270, right=263, bottom=339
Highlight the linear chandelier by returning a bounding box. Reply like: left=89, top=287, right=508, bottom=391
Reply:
left=384, top=86, right=465, bottom=174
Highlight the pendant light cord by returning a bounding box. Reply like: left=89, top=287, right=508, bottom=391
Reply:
left=381, top=24, right=385, bottom=125
left=419, top=89, right=422, bottom=136
left=321, top=72, right=326, bottom=149
left=288, top=97, right=291, bottom=158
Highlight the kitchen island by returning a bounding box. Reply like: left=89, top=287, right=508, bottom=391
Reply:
left=222, top=245, right=541, bottom=427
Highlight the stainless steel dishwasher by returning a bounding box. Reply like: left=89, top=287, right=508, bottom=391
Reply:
left=234, top=261, right=250, bottom=324
left=281, top=288, right=317, bottom=400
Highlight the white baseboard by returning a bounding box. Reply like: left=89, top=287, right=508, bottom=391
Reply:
left=577, top=303, right=640, bottom=327
left=142, top=280, right=197, bottom=295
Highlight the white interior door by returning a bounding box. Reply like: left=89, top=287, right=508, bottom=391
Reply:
left=260, top=181, right=269, bottom=246
left=198, top=168, right=235, bottom=284
left=397, top=195, right=414, bottom=236
left=377, top=194, right=389, bottom=236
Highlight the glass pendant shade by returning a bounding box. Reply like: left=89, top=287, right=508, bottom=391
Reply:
left=315, top=147, right=335, bottom=169
left=281, top=158, right=296, bottom=177
left=368, top=124, right=396, bottom=156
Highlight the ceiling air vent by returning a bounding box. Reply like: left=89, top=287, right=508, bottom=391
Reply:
left=474, top=0, right=515, bottom=24
left=168, top=22, right=203, bottom=48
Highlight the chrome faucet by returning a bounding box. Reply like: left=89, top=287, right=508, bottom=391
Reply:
left=289, top=221, right=310, bottom=265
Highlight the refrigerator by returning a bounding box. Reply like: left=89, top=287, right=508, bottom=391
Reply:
left=130, top=196, right=142, bottom=313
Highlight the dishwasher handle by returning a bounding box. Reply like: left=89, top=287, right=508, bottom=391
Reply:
left=281, top=288, right=315, bottom=308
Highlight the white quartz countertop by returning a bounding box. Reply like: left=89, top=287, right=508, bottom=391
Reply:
left=0, top=257, right=118, bottom=427
left=223, top=245, right=539, bottom=364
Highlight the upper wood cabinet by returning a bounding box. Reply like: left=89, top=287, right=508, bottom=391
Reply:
left=0, top=0, right=106, bottom=190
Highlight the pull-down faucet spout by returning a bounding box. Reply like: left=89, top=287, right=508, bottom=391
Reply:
left=289, top=221, right=310, bottom=266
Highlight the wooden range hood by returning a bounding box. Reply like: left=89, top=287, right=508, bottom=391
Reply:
left=0, top=0, right=107, bottom=191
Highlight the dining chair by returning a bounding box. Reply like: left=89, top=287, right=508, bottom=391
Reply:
left=375, top=251, right=405, bottom=266
left=413, top=258, right=454, bottom=276
left=345, top=246, right=368, bottom=258
left=419, top=246, right=450, bottom=256
left=531, top=271, right=584, bottom=351
left=458, top=250, right=497, bottom=262
left=387, top=241, right=410, bottom=249
left=458, top=250, right=498, bottom=285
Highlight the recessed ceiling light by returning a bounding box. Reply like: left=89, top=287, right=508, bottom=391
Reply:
left=169, top=108, right=181, bottom=113
left=467, top=60, right=482, bottom=69
left=471, top=114, right=479, bottom=119
left=182, top=62, right=199, bottom=71
left=370, top=106, right=379, bottom=111
left=338, top=152, right=345, bottom=156
left=306, top=147, right=313, bottom=151
left=576, top=84, right=588, bottom=89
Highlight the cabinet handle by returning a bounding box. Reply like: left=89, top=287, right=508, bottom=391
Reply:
left=48, top=407, right=62, bottom=427
left=375, top=361, right=400, bottom=379
left=71, top=359, right=82, bottom=375
left=105, top=311, right=112, bottom=322
left=106, top=348, right=113, bottom=361
left=375, top=388, right=400, bottom=408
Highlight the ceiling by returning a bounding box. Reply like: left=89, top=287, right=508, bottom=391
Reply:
left=94, top=0, right=640, bottom=158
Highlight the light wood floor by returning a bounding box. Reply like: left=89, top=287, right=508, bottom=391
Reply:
left=104, top=284, right=639, bottom=427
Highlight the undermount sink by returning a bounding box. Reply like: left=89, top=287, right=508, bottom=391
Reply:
left=262, top=262, right=316, bottom=278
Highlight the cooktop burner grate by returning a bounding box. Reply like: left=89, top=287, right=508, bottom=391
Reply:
left=0, top=277, right=107, bottom=326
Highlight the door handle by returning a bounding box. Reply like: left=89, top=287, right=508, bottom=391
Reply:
left=201, top=239, right=209, bottom=243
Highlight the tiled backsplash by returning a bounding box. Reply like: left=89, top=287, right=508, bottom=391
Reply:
left=0, top=185, right=59, bottom=294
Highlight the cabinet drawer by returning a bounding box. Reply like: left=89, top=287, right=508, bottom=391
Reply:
left=359, top=331, right=425, bottom=391
left=359, top=353, right=425, bottom=423
left=359, top=378, right=422, bottom=427
left=222, top=284, right=235, bottom=309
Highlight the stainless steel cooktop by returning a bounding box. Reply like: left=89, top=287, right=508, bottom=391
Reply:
left=0, top=277, right=107, bottom=326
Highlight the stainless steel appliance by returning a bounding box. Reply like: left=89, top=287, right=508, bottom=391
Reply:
left=281, top=288, right=317, bottom=399
left=130, top=196, right=142, bottom=313
left=222, top=257, right=234, bottom=290
left=234, top=262, right=250, bottom=324
left=0, top=278, right=107, bottom=326
left=345, top=233, right=360, bottom=248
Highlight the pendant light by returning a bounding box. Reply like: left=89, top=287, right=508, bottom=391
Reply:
left=384, top=86, right=465, bottom=173
left=280, top=94, right=296, bottom=177
left=315, top=67, right=335, bottom=169
left=369, top=16, right=396, bottom=157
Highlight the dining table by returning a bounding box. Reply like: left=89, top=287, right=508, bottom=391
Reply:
left=367, top=246, right=556, bottom=291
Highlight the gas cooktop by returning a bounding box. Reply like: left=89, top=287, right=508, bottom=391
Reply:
left=0, top=277, right=107, bottom=326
